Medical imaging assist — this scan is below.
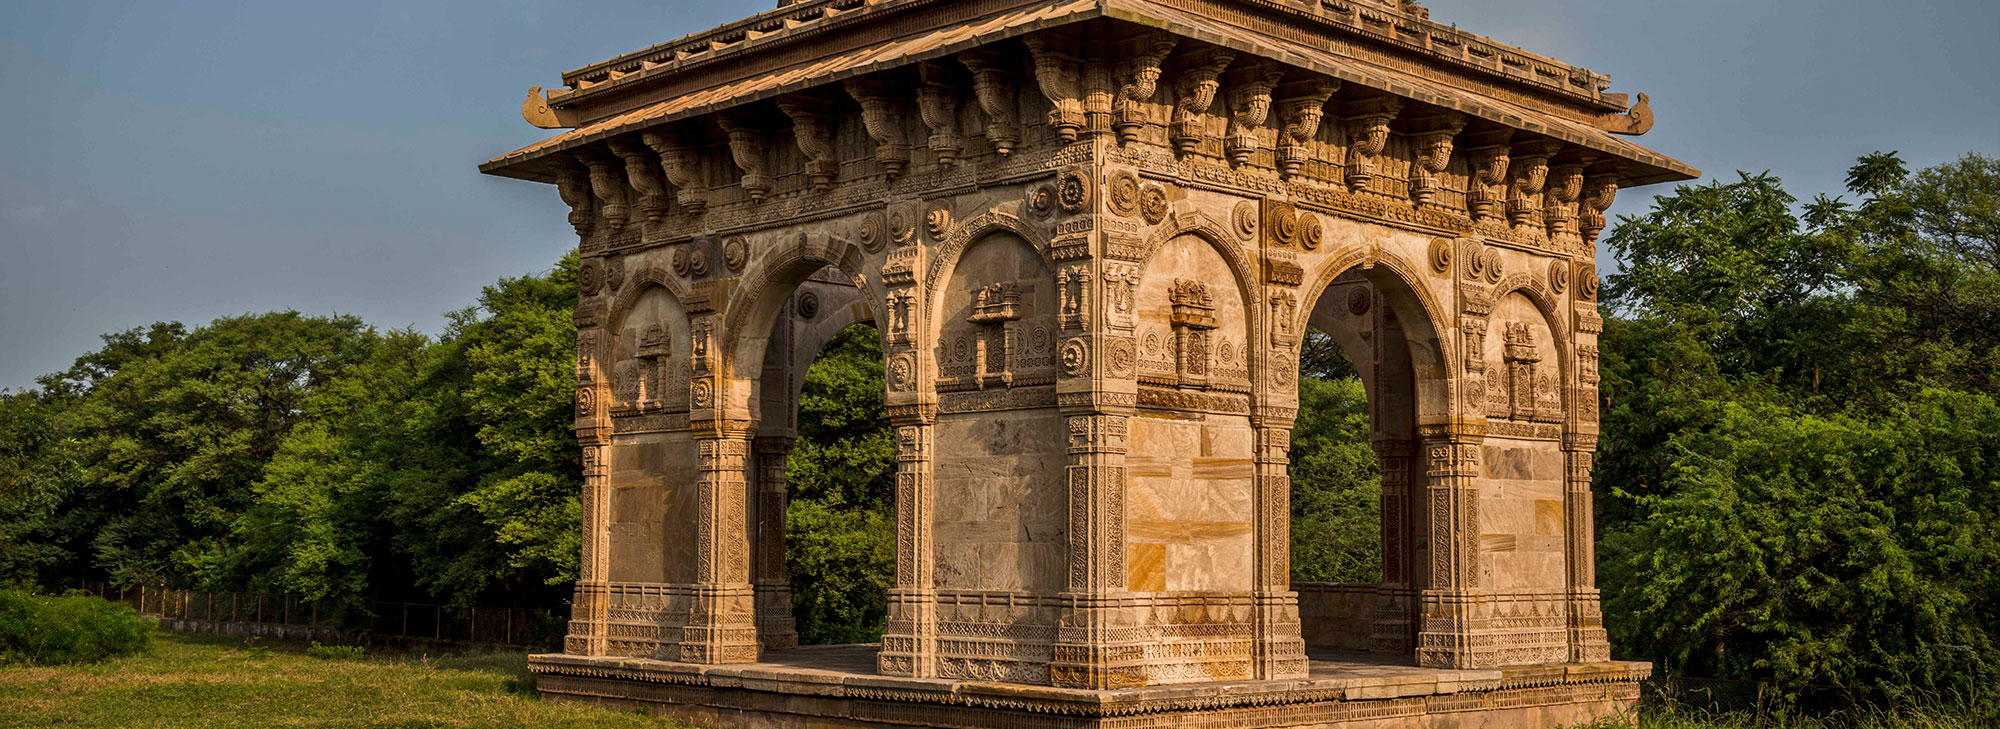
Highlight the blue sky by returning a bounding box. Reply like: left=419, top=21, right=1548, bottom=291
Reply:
left=2, top=0, right=1995, bottom=389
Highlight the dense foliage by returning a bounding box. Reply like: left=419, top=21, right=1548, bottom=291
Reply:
left=1289, top=338, right=1382, bottom=584
left=0, top=589, right=152, bottom=665
left=1597, top=153, right=2000, bottom=702
left=783, top=324, right=896, bottom=645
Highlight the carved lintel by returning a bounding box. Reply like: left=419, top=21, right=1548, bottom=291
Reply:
left=641, top=130, right=707, bottom=216
left=914, top=61, right=963, bottom=167
left=1342, top=95, right=1404, bottom=193
left=553, top=159, right=594, bottom=237
left=1224, top=62, right=1285, bottom=167
left=580, top=150, right=629, bottom=232
left=1542, top=157, right=1589, bottom=237
left=1464, top=128, right=1513, bottom=223
left=1508, top=139, right=1564, bottom=228
left=776, top=95, right=838, bottom=191
left=1274, top=76, right=1339, bottom=179
left=606, top=138, right=667, bottom=224
left=1407, top=113, right=1467, bottom=207
left=845, top=78, right=911, bottom=178
left=716, top=113, right=772, bottom=202
left=1113, top=32, right=1176, bottom=144
left=1170, top=48, right=1235, bottom=157
left=1593, top=92, right=1653, bottom=136
left=1023, top=34, right=1085, bottom=143
left=959, top=50, right=1021, bottom=156
left=1579, top=163, right=1625, bottom=246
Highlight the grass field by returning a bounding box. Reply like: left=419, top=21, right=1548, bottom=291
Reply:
left=0, top=630, right=690, bottom=728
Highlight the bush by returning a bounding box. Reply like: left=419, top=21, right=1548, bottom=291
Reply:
left=0, top=589, right=153, bottom=665
left=306, top=640, right=365, bottom=660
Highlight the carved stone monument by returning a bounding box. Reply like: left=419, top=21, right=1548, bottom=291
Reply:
left=482, top=0, right=1696, bottom=725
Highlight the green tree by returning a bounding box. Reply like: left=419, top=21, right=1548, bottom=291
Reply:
left=784, top=323, right=895, bottom=644
left=1288, top=364, right=1382, bottom=585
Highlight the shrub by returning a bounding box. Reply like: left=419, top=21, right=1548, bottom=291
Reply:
left=0, top=589, right=153, bottom=665
left=306, top=641, right=365, bottom=660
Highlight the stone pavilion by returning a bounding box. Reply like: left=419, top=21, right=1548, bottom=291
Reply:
left=479, top=0, right=1697, bottom=726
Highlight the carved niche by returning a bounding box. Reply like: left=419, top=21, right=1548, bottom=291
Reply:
left=935, top=233, right=1058, bottom=394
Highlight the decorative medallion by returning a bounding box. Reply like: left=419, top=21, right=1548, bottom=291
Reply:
left=579, top=257, right=604, bottom=295
left=576, top=387, right=595, bottom=417
left=1143, top=331, right=1162, bottom=355
left=1030, top=326, right=1051, bottom=354
left=1428, top=238, right=1454, bottom=276
left=1347, top=287, right=1372, bottom=316
left=606, top=256, right=626, bottom=292
left=1272, top=208, right=1301, bottom=246
left=924, top=201, right=952, bottom=240
left=889, top=206, right=917, bottom=247
left=1219, top=340, right=1235, bottom=366
left=1577, top=262, right=1600, bottom=301
left=1139, top=184, right=1169, bottom=225
left=952, top=336, right=970, bottom=361
left=1107, top=170, right=1140, bottom=217
left=722, top=236, right=749, bottom=272
left=1548, top=258, right=1571, bottom=295
left=797, top=291, right=820, bottom=319
left=858, top=210, right=889, bottom=253
left=1060, top=337, right=1088, bottom=375
left=1027, top=185, right=1057, bottom=219
left=1272, top=353, right=1296, bottom=387
left=1481, top=248, right=1503, bottom=284
left=1109, top=338, right=1135, bottom=377
left=1232, top=201, right=1259, bottom=241
left=1297, top=212, right=1324, bottom=251
left=1056, top=171, right=1091, bottom=213
left=691, top=379, right=714, bottom=409
left=671, top=245, right=693, bottom=277
left=888, top=353, right=915, bottom=392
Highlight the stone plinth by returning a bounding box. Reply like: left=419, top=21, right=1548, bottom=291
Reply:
left=530, top=646, right=1645, bottom=728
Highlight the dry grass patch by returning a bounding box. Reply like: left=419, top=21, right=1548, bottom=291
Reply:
left=0, top=631, right=691, bottom=729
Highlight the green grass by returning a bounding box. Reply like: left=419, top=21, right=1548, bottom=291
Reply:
left=0, top=630, right=694, bottom=728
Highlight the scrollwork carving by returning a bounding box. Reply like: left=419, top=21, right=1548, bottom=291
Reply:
left=1023, top=34, right=1084, bottom=143
left=959, top=50, right=1021, bottom=156
left=716, top=113, right=772, bottom=201
left=1171, top=48, right=1235, bottom=157
left=607, top=139, right=667, bottom=223
left=845, top=78, right=911, bottom=178
left=1113, top=32, right=1176, bottom=144
left=1275, top=77, right=1339, bottom=179
left=776, top=95, right=838, bottom=191
left=581, top=152, right=629, bottom=232
left=1224, top=62, right=1285, bottom=167
left=1342, top=96, right=1403, bottom=193
left=1409, top=113, right=1467, bottom=207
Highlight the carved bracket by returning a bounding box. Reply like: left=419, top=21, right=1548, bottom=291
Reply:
left=553, top=158, right=595, bottom=237
left=607, top=139, right=667, bottom=224
left=1274, top=77, right=1339, bottom=179
left=959, top=50, right=1021, bottom=156
left=641, top=130, right=707, bottom=216
left=845, top=78, right=911, bottom=178
left=1225, top=62, right=1285, bottom=167
left=1342, top=95, right=1404, bottom=193
left=915, top=61, right=963, bottom=167
left=1508, top=139, right=1563, bottom=228
left=1170, top=48, right=1235, bottom=157
left=776, top=95, right=838, bottom=191
left=1408, top=113, right=1466, bottom=207
left=1112, top=32, right=1176, bottom=144
left=1023, top=34, right=1085, bottom=143
left=716, top=113, right=772, bottom=201
left=580, top=151, right=629, bottom=232
left=1464, top=128, right=1513, bottom=223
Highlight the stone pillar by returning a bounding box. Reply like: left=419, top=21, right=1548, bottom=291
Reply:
left=1565, top=436, right=1610, bottom=662
left=679, top=309, right=760, bottom=665
left=1252, top=409, right=1308, bottom=680
left=1416, top=427, right=1484, bottom=669
left=879, top=409, right=938, bottom=677
left=569, top=322, right=612, bottom=656
left=1048, top=406, right=1139, bottom=689
left=1370, top=437, right=1416, bottom=654
left=752, top=435, right=798, bottom=650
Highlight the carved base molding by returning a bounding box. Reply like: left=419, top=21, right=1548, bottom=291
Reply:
left=529, top=648, right=1646, bottom=729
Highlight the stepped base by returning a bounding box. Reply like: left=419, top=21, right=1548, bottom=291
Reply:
left=529, top=645, right=1645, bottom=728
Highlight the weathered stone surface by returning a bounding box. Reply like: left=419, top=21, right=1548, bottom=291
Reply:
left=485, top=0, right=1693, bottom=723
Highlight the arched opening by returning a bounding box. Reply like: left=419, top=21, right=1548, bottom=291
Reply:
left=1291, top=266, right=1444, bottom=659
left=744, top=267, right=895, bottom=651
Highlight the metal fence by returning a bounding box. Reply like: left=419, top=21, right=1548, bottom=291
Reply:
left=79, top=581, right=568, bottom=650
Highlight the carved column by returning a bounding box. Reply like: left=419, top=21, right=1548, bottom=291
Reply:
left=1567, top=284, right=1611, bottom=662
left=570, top=320, right=612, bottom=656
left=1370, top=437, right=1416, bottom=653
left=680, top=311, right=760, bottom=664
left=1416, top=426, right=1485, bottom=669
left=1252, top=408, right=1309, bottom=680
left=878, top=244, right=937, bottom=678
left=752, top=435, right=799, bottom=650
